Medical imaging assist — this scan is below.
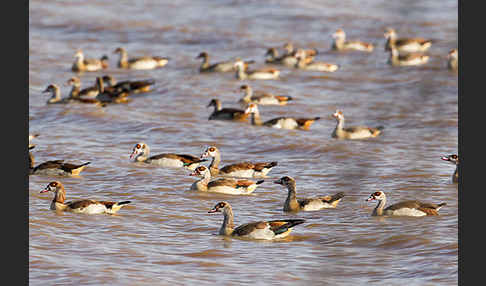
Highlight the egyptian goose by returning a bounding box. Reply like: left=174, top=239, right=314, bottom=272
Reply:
left=29, top=151, right=90, bottom=176
left=294, top=49, right=339, bottom=72
left=366, top=191, right=446, bottom=217
left=207, top=99, right=249, bottom=121
left=43, top=83, right=104, bottom=106
left=66, top=77, right=99, bottom=99
left=274, top=176, right=345, bottom=212
left=190, top=166, right=264, bottom=195
left=332, top=109, right=384, bottom=139
left=384, top=28, right=432, bottom=53
left=441, top=154, right=459, bottom=183
left=196, top=52, right=254, bottom=73
left=114, top=47, right=169, bottom=70
left=283, top=42, right=318, bottom=60
left=200, top=145, right=277, bottom=178
left=94, top=77, right=131, bottom=104
left=238, top=84, right=293, bottom=106
left=245, top=103, right=320, bottom=131
left=388, top=46, right=429, bottom=67
left=447, top=49, right=458, bottom=71
left=40, top=181, right=131, bottom=214
left=234, top=59, right=280, bottom=80
left=43, top=84, right=72, bottom=104
left=102, top=75, right=155, bottom=94
left=71, top=49, right=106, bottom=72
left=331, top=29, right=374, bottom=52
left=264, top=48, right=306, bottom=67
left=29, top=133, right=39, bottom=149
left=208, top=201, right=305, bottom=240
left=130, top=142, right=206, bottom=170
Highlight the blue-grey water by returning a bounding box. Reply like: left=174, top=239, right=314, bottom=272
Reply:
left=29, top=0, right=458, bottom=285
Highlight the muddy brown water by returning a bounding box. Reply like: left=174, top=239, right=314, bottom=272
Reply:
left=29, top=0, right=457, bottom=285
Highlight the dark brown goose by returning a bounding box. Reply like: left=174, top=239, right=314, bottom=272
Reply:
left=207, top=99, right=249, bottom=121
left=130, top=142, right=206, bottom=170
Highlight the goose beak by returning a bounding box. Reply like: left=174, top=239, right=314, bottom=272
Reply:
left=208, top=208, right=218, bottom=213
left=39, top=188, right=49, bottom=193
left=366, top=196, right=375, bottom=202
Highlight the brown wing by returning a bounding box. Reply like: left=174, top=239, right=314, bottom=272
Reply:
left=296, top=117, right=320, bottom=130
left=232, top=221, right=268, bottom=236
left=67, top=199, right=98, bottom=210
left=399, top=53, right=426, bottom=61
left=268, top=219, right=305, bottom=235
left=384, top=200, right=421, bottom=211
left=396, top=38, right=430, bottom=46
left=207, top=178, right=238, bottom=188
left=298, top=198, right=314, bottom=208
left=252, top=162, right=277, bottom=171
left=209, top=108, right=245, bottom=120
left=34, top=160, right=65, bottom=171
left=263, top=117, right=286, bottom=126
left=59, top=162, right=90, bottom=174
left=220, top=162, right=255, bottom=173
left=234, top=179, right=256, bottom=188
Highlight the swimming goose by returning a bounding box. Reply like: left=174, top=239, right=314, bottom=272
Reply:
left=200, top=145, right=278, bottom=178
left=40, top=181, right=131, bottom=214
left=29, top=151, right=90, bottom=176
left=245, top=103, right=320, bottom=131
left=366, top=191, right=446, bottom=217
left=274, top=176, right=345, bottom=212
left=114, top=47, right=169, bottom=70
left=388, top=46, right=429, bottom=67
left=196, top=52, right=254, bottom=73
left=331, top=29, right=374, bottom=52
left=264, top=48, right=304, bottom=67
left=43, top=84, right=72, bottom=104
left=384, top=28, right=432, bottom=53
left=130, top=142, right=206, bottom=170
left=238, top=84, right=293, bottom=106
left=95, top=77, right=131, bottom=104
left=294, top=49, right=339, bottom=72
left=102, top=75, right=155, bottom=94
left=447, top=49, right=458, bottom=71
left=208, top=201, right=305, bottom=240
left=234, top=59, right=280, bottom=80
left=71, top=49, right=106, bottom=72
left=283, top=42, right=318, bottom=59
left=331, top=109, right=384, bottom=139
left=207, top=99, right=249, bottom=121
left=441, top=154, right=459, bottom=183
left=190, top=166, right=264, bottom=195
left=66, top=77, right=99, bottom=99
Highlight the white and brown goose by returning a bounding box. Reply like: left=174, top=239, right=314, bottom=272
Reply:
left=294, top=49, right=339, bottom=72
left=388, top=46, right=429, bottom=67
left=441, top=154, right=459, bottom=183
left=114, top=47, right=169, bottom=70
left=190, top=166, right=264, bottom=195
left=40, top=181, right=131, bottom=214
left=102, top=75, right=155, bottom=94
left=234, top=59, right=280, bottom=80
left=196, top=52, right=254, bottom=73
left=71, top=49, right=106, bottom=72
left=366, top=191, right=446, bottom=217
left=130, top=142, right=206, bottom=171
left=200, top=146, right=277, bottom=178
left=43, top=84, right=72, bottom=104
left=274, top=176, right=345, bottom=212
left=29, top=150, right=90, bottom=176
left=66, top=76, right=99, bottom=99
left=208, top=201, right=305, bottom=240
left=245, top=103, right=320, bottom=131
left=447, top=49, right=458, bottom=71
left=207, top=98, right=249, bottom=121
left=264, top=47, right=312, bottom=67
left=331, top=29, right=374, bottom=52
left=238, top=84, right=293, bottom=106
left=384, top=28, right=432, bottom=53
left=332, top=109, right=384, bottom=139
